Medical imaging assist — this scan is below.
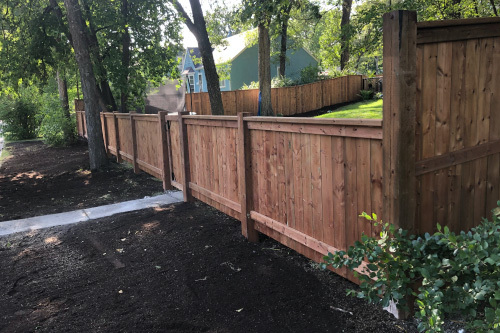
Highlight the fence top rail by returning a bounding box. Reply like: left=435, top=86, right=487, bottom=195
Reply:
left=182, top=115, right=238, bottom=121
left=417, top=16, right=500, bottom=29
left=244, top=116, right=382, bottom=127
left=416, top=16, right=500, bottom=44
left=129, top=114, right=158, bottom=119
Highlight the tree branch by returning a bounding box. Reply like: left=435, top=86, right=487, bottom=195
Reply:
left=490, top=0, right=499, bottom=16
left=170, top=0, right=197, bottom=37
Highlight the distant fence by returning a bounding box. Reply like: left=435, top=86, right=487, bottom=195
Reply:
left=76, top=110, right=171, bottom=190
left=75, top=13, right=500, bottom=286
left=185, top=75, right=363, bottom=115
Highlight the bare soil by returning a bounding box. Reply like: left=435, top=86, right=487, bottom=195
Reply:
left=0, top=202, right=416, bottom=333
left=0, top=140, right=164, bottom=221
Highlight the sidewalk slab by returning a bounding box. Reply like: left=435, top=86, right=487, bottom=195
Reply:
left=0, top=191, right=183, bottom=237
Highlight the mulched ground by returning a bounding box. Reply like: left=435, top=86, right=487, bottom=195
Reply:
left=0, top=140, right=164, bottom=221
left=0, top=202, right=417, bottom=333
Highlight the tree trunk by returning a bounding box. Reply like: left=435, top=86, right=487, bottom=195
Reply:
left=490, top=0, right=499, bottom=16
left=279, top=5, right=292, bottom=78
left=81, top=0, right=118, bottom=111
left=120, top=0, right=130, bottom=113
left=340, top=0, right=352, bottom=70
left=56, top=69, right=70, bottom=118
left=64, top=0, right=108, bottom=170
left=172, top=0, right=224, bottom=115
left=258, top=23, right=273, bottom=116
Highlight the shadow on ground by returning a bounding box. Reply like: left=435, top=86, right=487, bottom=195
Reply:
left=0, top=201, right=416, bottom=333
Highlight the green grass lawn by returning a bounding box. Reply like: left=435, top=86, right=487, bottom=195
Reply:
left=315, top=99, right=383, bottom=119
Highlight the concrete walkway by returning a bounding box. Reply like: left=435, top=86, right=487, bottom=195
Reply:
left=0, top=191, right=183, bottom=236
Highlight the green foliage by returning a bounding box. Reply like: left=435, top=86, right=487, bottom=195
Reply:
left=322, top=204, right=500, bottom=332
left=240, top=81, right=260, bottom=90
left=298, top=64, right=322, bottom=85
left=358, top=90, right=374, bottom=100
left=271, top=75, right=295, bottom=87
left=0, top=86, right=41, bottom=140
left=38, top=92, right=75, bottom=147
left=205, top=2, right=249, bottom=47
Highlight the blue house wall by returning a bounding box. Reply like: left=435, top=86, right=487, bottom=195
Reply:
left=182, top=44, right=317, bottom=92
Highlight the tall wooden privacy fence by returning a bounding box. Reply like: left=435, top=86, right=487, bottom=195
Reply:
left=185, top=75, right=363, bottom=115
left=76, top=12, right=500, bottom=285
left=382, top=11, right=500, bottom=235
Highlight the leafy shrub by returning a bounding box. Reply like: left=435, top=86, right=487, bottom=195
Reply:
left=298, top=64, right=322, bottom=85
left=38, top=92, right=75, bottom=146
left=240, top=81, right=259, bottom=90
left=358, top=89, right=374, bottom=100
left=0, top=86, right=41, bottom=140
left=271, top=75, right=295, bottom=88
left=322, top=203, right=500, bottom=333
left=374, top=92, right=383, bottom=100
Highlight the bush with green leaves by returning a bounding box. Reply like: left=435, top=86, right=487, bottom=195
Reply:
left=240, top=81, right=260, bottom=90
left=322, top=203, right=500, bottom=333
left=0, top=86, right=41, bottom=140
left=298, top=64, right=322, bottom=85
left=271, top=75, right=295, bottom=88
left=38, top=92, right=75, bottom=146
left=358, top=89, right=374, bottom=100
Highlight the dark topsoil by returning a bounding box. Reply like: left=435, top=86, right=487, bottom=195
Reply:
left=0, top=140, right=418, bottom=333
left=0, top=202, right=416, bottom=333
left=0, top=140, right=164, bottom=221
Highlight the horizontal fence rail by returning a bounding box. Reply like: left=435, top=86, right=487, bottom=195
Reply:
left=74, top=12, right=500, bottom=289
left=185, top=75, right=363, bottom=116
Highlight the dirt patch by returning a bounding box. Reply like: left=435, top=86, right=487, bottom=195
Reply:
left=0, top=140, right=164, bottom=221
left=0, top=202, right=416, bottom=333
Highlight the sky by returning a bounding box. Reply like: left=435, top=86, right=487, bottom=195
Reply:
left=176, top=0, right=242, bottom=47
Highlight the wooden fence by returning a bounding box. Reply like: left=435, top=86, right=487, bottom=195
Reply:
left=382, top=11, right=500, bottom=235
left=75, top=12, right=500, bottom=286
left=77, top=110, right=171, bottom=190
left=185, top=75, right=363, bottom=115
left=166, top=113, right=382, bottom=282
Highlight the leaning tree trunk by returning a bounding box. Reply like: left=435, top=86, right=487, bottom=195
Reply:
left=258, top=23, right=273, bottom=116
left=189, top=0, right=224, bottom=115
left=64, top=0, right=108, bottom=170
left=340, top=0, right=352, bottom=70
left=120, top=0, right=130, bottom=113
left=278, top=4, right=292, bottom=78
left=172, top=0, right=225, bottom=115
left=56, top=69, right=70, bottom=118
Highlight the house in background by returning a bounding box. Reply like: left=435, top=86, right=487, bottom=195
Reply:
left=181, top=31, right=318, bottom=93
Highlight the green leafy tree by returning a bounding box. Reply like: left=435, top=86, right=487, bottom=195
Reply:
left=204, top=2, right=249, bottom=47
left=273, top=0, right=321, bottom=77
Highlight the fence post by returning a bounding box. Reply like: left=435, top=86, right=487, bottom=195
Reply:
left=129, top=111, right=139, bottom=173
left=158, top=111, right=172, bottom=191
left=101, top=112, right=110, bottom=157
left=382, top=10, right=417, bottom=320
left=113, top=112, right=122, bottom=163
left=237, top=112, right=259, bottom=242
left=178, top=111, right=192, bottom=202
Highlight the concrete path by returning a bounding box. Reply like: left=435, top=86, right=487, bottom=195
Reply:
left=0, top=191, right=183, bottom=236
